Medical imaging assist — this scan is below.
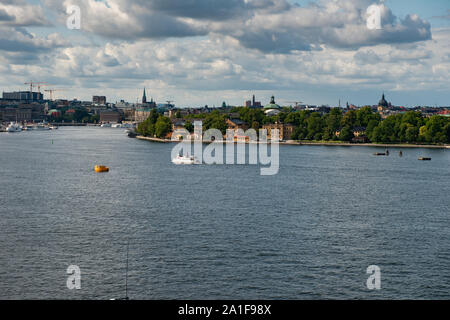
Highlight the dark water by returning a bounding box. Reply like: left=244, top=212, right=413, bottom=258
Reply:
left=0, top=127, right=449, bottom=300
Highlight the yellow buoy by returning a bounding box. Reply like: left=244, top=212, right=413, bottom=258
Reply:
left=95, top=165, right=109, bottom=173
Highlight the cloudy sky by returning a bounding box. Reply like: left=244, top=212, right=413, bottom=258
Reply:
left=0, top=0, right=449, bottom=107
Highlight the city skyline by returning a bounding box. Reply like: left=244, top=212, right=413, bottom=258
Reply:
left=0, top=0, right=449, bottom=106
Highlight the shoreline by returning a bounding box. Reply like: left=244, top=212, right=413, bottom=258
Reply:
left=136, top=136, right=450, bottom=149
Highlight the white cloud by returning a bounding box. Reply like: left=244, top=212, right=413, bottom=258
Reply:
left=0, top=0, right=448, bottom=106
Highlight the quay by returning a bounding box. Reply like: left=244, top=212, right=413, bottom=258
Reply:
left=49, top=123, right=100, bottom=127
left=136, top=136, right=449, bottom=149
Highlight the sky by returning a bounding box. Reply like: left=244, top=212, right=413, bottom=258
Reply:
left=0, top=0, right=449, bottom=107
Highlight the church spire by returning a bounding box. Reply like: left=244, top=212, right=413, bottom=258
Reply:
left=142, top=88, right=147, bottom=104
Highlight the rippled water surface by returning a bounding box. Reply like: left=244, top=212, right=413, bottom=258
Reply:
left=0, top=127, right=449, bottom=299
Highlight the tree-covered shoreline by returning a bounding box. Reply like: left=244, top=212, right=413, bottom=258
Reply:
left=137, top=107, right=450, bottom=144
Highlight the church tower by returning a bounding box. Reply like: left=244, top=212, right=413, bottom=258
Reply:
left=142, top=88, right=147, bottom=104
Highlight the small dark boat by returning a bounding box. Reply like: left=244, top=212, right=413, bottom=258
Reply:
left=418, top=157, right=431, bottom=161
left=127, top=130, right=137, bottom=138
left=399, top=151, right=403, bottom=157
left=374, top=153, right=387, bottom=156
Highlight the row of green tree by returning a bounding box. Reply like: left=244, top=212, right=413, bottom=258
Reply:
left=234, top=106, right=450, bottom=144
left=140, top=107, right=450, bottom=144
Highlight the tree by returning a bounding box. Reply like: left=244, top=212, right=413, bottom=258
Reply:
left=323, top=109, right=342, bottom=140
left=355, top=106, right=379, bottom=127
left=149, top=109, right=159, bottom=124
left=155, top=116, right=172, bottom=138
left=366, top=119, right=379, bottom=140
left=405, top=124, right=418, bottom=143
left=306, top=113, right=323, bottom=140
left=203, top=110, right=227, bottom=134
left=339, top=126, right=354, bottom=142
left=184, top=120, right=194, bottom=133
left=341, top=110, right=357, bottom=128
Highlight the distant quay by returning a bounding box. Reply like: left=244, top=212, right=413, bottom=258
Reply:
left=284, top=141, right=449, bottom=149
left=136, top=136, right=449, bottom=149
left=49, top=123, right=100, bottom=127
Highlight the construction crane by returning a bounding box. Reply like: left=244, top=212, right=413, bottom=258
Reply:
left=286, top=101, right=303, bottom=108
left=37, top=83, right=49, bottom=94
left=24, top=81, right=48, bottom=94
left=44, top=89, right=66, bottom=101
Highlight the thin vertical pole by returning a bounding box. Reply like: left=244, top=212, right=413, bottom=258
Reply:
left=125, top=240, right=129, bottom=299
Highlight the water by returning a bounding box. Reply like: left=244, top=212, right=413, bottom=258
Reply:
left=0, top=127, right=449, bottom=300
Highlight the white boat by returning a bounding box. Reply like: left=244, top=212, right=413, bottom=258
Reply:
left=33, top=124, right=51, bottom=131
left=112, top=123, right=123, bottom=128
left=101, top=123, right=112, bottom=128
left=6, top=122, right=22, bottom=133
left=172, top=155, right=197, bottom=165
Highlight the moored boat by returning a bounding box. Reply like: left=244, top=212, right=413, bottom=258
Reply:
left=6, top=122, right=22, bottom=132
left=33, top=124, right=51, bottom=131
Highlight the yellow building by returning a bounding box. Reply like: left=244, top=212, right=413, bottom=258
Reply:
left=262, top=123, right=295, bottom=141
left=134, top=108, right=152, bottom=123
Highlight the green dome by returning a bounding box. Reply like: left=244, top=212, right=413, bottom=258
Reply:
left=264, top=96, right=281, bottom=110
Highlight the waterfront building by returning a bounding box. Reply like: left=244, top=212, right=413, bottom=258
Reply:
left=352, top=127, right=367, bottom=137
left=226, top=118, right=249, bottom=131
left=262, top=123, right=295, bottom=141
left=171, top=119, right=186, bottom=131
left=135, top=108, right=152, bottom=123
left=100, top=110, right=121, bottom=123
left=121, top=108, right=136, bottom=122
left=0, top=104, right=45, bottom=123
left=1, top=107, right=20, bottom=122
left=115, top=100, right=135, bottom=121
